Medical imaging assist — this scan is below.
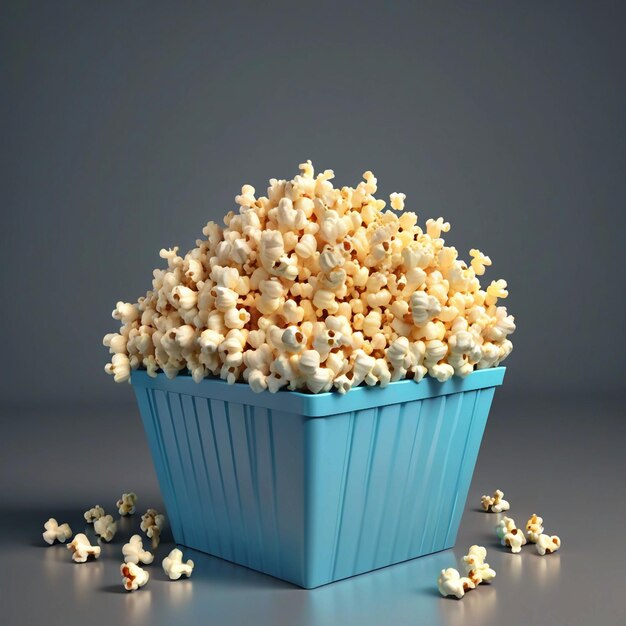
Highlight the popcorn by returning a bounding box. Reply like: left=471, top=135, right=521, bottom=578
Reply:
left=122, top=534, right=154, bottom=565
left=495, top=516, right=516, bottom=541
left=94, top=514, right=117, bottom=542
left=525, top=514, right=544, bottom=543
left=496, top=516, right=527, bottom=553
left=121, top=562, right=150, bottom=591
left=67, top=534, right=101, bottom=563
left=536, top=534, right=561, bottom=556
left=463, top=544, right=486, bottom=566
left=162, top=548, right=195, bottom=580
left=437, top=567, right=475, bottom=599
left=485, top=279, right=508, bottom=306
left=42, top=518, right=72, bottom=545
left=462, top=545, right=496, bottom=585
left=141, top=508, right=165, bottom=549
left=481, top=489, right=510, bottom=513
left=469, top=249, right=492, bottom=276
left=426, top=217, right=450, bottom=239
left=389, top=192, right=406, bottom=212
left=105, top=162, right=515, bottom=392
left=116, top=492, right=138, bottom=516
left=84, top=505, right=105, bottom=524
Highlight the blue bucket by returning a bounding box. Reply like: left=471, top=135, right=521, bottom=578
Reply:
left=131, top=366, right=505, bottom=588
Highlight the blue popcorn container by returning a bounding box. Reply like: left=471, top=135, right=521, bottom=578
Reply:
left=131, top=366, right=505, bottom=588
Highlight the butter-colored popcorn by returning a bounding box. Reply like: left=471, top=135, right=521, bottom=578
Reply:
left=84, top=505, right=105, bottom=524
left=525, top=514, right=544, bottom=543
left=352, top=351, right=376, bottom=385
left=281, top=327, right=306, bottom=353
left=105, top=162, right=515, bottom=393
left=462, top=545, right=496, bottom=585
left=122, top=534, right=154, bottom=565
left=104, top=353, right=131, bottom=383
left=426, top=217, right=450, bottom=239
left=485, top=279, right=508, bottom=306
left=295, top=233, right=318, bottom=259
left=389, top=192, right=406, bottom=212
left=496, top=517, right=527, bottom=553
left=68, top=533, right=101, bottom=563
left=94, top=514, right=117, bottom=542
left=140, top=508, right=165, bottom=549
left=224, top=307, right=251, bottom=330
left=495, top=516, right=516, bottom=540
left=469, top=249, right=492, bottom=276
left=462, top=545, right=486, bottom=569
left=248, top=369, right=268, bottom=393
left=535, top=534, right=561, bottom=556
left=410, top=291, right=442, bottom=326
left=121, top=562, right=150, bottom=591
left=430, top=363, right=455, bottom=382
left=437, top=567, right=475, bottom=599
left=334, top=374, right=354, bottom=394
left=171, top=285, right=197, bottom=310
left=298, top=350, right=321, bottom=375
left=306, top=367, right=334, bottom=393
left=491, top=491, right=510, bottom=513
left=162, top=548, right=195, bottom=580
left=481, top=489, right=510, bottom=513
left=42, top=518, right=72, bottom=545
left=116, top=492, right=138, bottom=516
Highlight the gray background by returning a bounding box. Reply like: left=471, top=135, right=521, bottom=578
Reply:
left=2, top=0, right=625, bottom=409
left=2, top=1, right=626, bottom=625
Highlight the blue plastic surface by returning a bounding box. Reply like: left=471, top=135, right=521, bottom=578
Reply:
left=131, top=367, right=505, bottom=588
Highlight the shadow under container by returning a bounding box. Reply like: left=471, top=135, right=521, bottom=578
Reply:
left=131, top=366, right=505, bottom=589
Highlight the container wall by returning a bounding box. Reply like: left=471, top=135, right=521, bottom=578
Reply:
left=303, top=387, right=495, bottom=587
left=134, top=386, right=308, bottom=585
left=133, top=379, right=499, bottom=588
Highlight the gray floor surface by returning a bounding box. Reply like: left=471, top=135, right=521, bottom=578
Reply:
left=1, top=392, right=624, bottom=626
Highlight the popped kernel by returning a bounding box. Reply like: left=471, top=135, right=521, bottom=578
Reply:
left=536, top=534, right=561, bottom=556
left=437, top=567, right=475, bottom=599
left=525, top=514, right=544, bottom=543
left=462, top=545, right=496, bottom=585
left=481, top=489, right=510, bottom=513
left=496, top=516, right=527, bottom=553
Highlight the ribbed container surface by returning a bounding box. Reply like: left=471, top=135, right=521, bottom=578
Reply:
left=132, top=367, right=505, bottom=588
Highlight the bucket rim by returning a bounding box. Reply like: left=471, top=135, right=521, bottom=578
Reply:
left=131, top=367, right=505, bottom=417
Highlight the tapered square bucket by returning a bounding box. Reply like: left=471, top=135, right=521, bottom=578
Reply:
left=131, top=366, right=505, bottom=588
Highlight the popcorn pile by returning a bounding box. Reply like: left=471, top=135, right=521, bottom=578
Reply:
left=104, top=161, right=515, bottom=394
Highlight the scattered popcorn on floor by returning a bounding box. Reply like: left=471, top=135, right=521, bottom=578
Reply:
left=462, top=545, right=496, bottom=585
left=94, top=514, right=117, bottom=542
left=116, top=492, right=138, bottom=516
left=496, top=516, right=527, bottom=553
left=536, top=534, right=561, bottom=555
left=437, top=567, right=475, bottom=599
left=68, top=534, right=101, bottom=563
left=140, top=508, right=165, bottom=548
left=481, top=489, right=510, bottom=513
left=122, top=534, right=154, bottom=565
left=84, top=505, right=105, bottom=524
left=525, top=514, right=544, bottom=543
left=121, top=562, right=150, bottom=591
left=42, top=518, right=72, bottom=545
left=162, top=548, right=195, bottom=580
left=104, top=162, right=515, bottom=393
